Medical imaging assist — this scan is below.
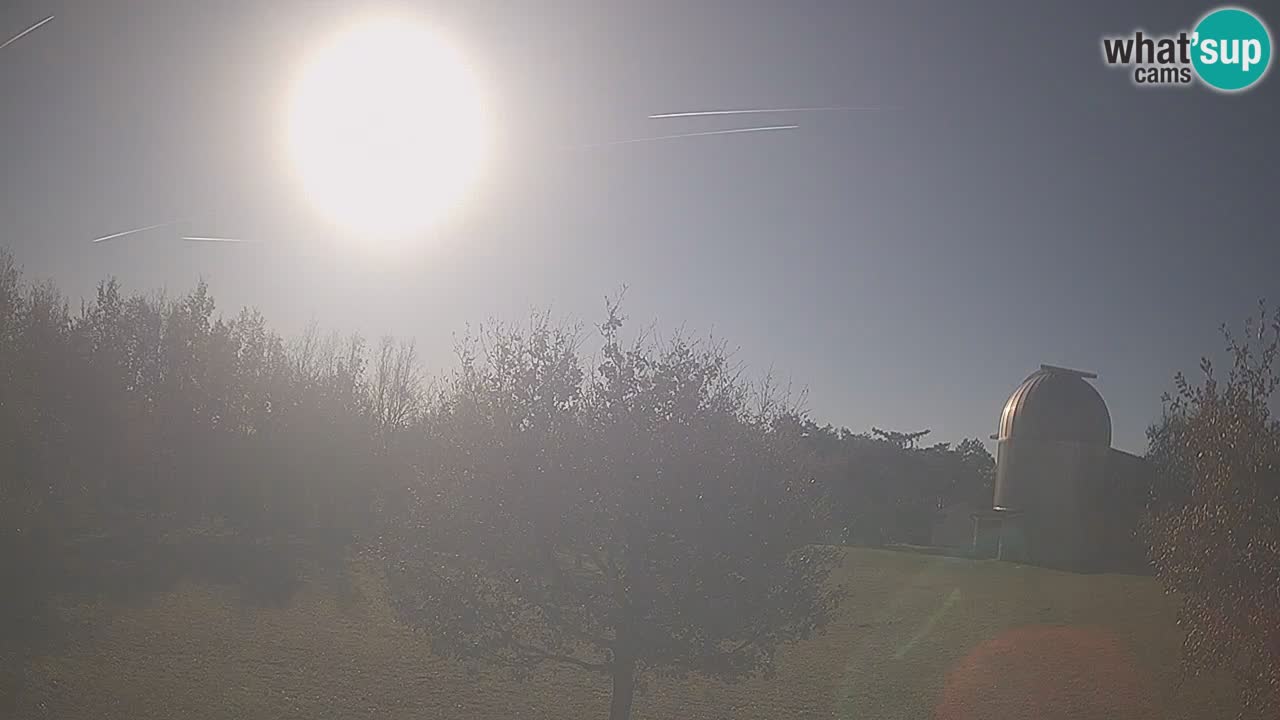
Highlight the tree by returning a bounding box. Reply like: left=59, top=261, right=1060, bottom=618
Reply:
left=813, top=425, right=994, bottom=547
left=1145, top=302, right=1280, bottom=718
left=369, top=335, right=423, bottom=437
left=871, top=426, right=932, bottom=450
left=381, top=304, right=843, bottom=720
left=936, top=437, right=996, bottom=509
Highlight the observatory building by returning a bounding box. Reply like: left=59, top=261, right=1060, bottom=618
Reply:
left=975, top=365, right=1150, bottom=573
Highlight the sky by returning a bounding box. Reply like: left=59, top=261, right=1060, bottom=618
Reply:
left=1, top=0, right=1277, bottom=453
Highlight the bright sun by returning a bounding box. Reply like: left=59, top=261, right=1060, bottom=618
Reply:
left=286, top=17, right=489, bottom=244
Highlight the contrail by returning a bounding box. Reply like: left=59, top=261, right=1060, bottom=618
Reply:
left=182, top=236, right=248, bottom=243
left=91, top=222, right=170, bottom=244
left=0, top=16, right=54, bottom=51
left=578, top=124, right=798, bottom=149
left=649, top=106, right=880, bottom=119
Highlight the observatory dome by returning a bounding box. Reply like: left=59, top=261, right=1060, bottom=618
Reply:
left=997, top=365, right=1111, bottom=446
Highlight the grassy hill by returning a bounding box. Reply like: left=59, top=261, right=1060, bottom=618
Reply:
left=13, top=547, right=1239, bottom=719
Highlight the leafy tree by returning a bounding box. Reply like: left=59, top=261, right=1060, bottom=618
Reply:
left=1145, top=303, right=1280, bottom=718
left=814, top=426, right=994, bottom=546
left=381, top=304, right=843, bottom=720
left=934, top=437, right=996, bottom=509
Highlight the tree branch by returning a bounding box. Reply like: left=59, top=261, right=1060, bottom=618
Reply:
left=727, top=624, right=771, bottom=657
left=511, top=640, right=609, bottom=673
left=537, top=545, right=613, bottom=649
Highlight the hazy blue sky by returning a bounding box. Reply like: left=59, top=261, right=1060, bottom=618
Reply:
left=2, top=0, right=1277, bottom=452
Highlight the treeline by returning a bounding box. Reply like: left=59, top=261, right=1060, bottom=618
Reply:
left=0, top=247, right=992, bottom=718
left=0, top=249, right=426, bottom=705
left=8, top=245, right=1280, bottom=717
left=801, top=426, right=993, bottom=546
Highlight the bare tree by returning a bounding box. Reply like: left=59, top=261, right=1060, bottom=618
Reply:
left=369, top=336, right=422, bottom=435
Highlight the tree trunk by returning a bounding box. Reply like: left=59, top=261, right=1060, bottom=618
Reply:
left=608, top=656, right=636, bottom=720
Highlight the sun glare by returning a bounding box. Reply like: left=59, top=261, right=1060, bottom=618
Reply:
left=285, top=17, right=489, bottom=246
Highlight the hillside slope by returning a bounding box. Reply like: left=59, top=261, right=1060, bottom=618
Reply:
left=14, top=548, right=1237, bottom=719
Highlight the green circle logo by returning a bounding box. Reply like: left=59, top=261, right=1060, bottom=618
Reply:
left=1192, top=7, right=1272, bottom=91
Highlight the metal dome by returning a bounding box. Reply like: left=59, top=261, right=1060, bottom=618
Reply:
left=996, top=365, right=1111, bottom=446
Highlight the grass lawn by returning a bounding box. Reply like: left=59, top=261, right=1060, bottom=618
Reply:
left=13, top=547, right=1238, bottom=719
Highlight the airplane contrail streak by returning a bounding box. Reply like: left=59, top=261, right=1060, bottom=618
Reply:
left=578, top=124, right=798, bottom=149
left=649, top=106, right=880, bottom=119
left=0, top=16, right=54, bottom=51
left=182, top=236, right=247, bottom=243
left=91, top=222, right=170, bottom=244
